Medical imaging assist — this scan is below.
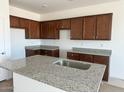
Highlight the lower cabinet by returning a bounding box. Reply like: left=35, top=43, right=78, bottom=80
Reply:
left=26, top=49, right=59, bottom=57
left=80, top=54, right=94, bottom=62
left=67, top=52, right=110, bottom=81
left=26, top=49, right=41, bottom=57
left=67, top=52, right=80, bottom=60
left=40, top=50, right=59, bottom=57
left=93, top=55, right=109, bottom=81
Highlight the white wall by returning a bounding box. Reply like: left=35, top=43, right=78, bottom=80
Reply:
left=0, top=0, right=11, bottom=58
left=10, top=6, right=41, bottom=21
left=40, top=1, right=124, bottom=80
left=0, top=0, right=12, bottom=80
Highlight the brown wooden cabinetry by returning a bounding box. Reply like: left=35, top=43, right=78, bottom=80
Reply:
left=10, top=16, right=20, bottom=28
left=19, top=18, right=30, bottom=38
left=60, top=19, right=70, bottom=29
left=41, top=50, right=59, bottom=57
left=70, top=14, right=112, bottom=40
left=70, top=17, right=83, bottom=40
left=26, top=49, right=59, bottom=57
left=26, top=49, right=41, bottom=57
left=94, top=55, right=109, bottom=81
left=83, top=16, right=96, bottom=40
left=80, top=54, right=94, bottom=62
left=96, top=14, right=112, bottom=40
left=10, top=15, right=40, bottom=39
left=54, top=20, right=61, bottom=39
left=10, top=13, right=112, bottom=40
left=67, top=52, right=110, bottom=81
left=47, top=21, right=55, bottom=39
left=67, top=52, right=80, bottom=60
left=28, top=20, right=40, bottom=39
left=41, top=22, right=49, bottom=39
left=41, top=21, right=60, bottom=39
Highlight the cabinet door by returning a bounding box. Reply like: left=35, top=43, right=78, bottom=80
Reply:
left=94, top=55, right=109, bottom=81
left=79, top=54, right=93, bottom=62
left=54, top=20, right=61, bottom=39
left=35, top=50, right=41, bottom=55
left=70, top=18, right=83, bottom=40
left=20, top=18, right=30, bottom=39
left=10, top=16, right=20, bottom=28
left=40, top=23, right=43, bottom=39
left=48, top=21, right=56, bottom=39
left=83, top=16, right=96, bottom=40
left=42, top=22, right=49, bottom=39
left=96, top=14, right=112, bottom=40
left=60, top=19, right=70, bottom=29
left=52, top=50, right=59, bottom=57
left=44, top=50, right=53, bottom=56
left=29, top=20, right=40, bottom=39
left=41, top=21, right=60, bottom=39
left=67, top=52, right=80, bottom=60
left=25, top=49, right=35, bottom=57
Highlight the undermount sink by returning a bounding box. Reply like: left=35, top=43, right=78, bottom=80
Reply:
left=54, top=60, right=91, bottom=70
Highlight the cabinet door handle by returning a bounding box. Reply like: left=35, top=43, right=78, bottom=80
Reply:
left=71, top=54, right=74, bottom=56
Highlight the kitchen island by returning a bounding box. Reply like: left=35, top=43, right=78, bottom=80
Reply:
left=0, top=55, right=105, bottom=92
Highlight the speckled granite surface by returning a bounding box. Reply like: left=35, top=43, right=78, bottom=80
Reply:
left=0, top=55, right=105, bottom=92
left=25, top=45, right=59, bottom=50
left=68, top=47, right=112, bottom=56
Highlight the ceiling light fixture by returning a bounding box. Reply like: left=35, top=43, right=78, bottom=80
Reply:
left=68, top=0, right=75, bottom=1
left=41, top=3, right=48, bottom=8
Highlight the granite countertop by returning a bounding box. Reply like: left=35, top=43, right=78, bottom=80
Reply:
left=25, top=45, right=59, bottom=51
left=68, top=47, right=112, bottom=56
left=0, top=55, right=105, bottom=92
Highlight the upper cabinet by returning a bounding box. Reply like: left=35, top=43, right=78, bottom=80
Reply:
left=41, top=22, right=49, bottom=39
left=19, top=18, right=30, bottom=38
left=28, top=20, right=40, bottom=39
left=70, top=17, right=83, bottom=40
left=54, top=20, right=61, bottom=39
left=41, top=20, right=60, bottom=39
left=60, top=19, right=70, bottom=29
left=10, top=16, right=20, bottom=28
left=10, top=13, right=112, bottom=40
left=70, top=13, right=112, bottom=40
left=10, top=15, right=40, bottom=39
left=83, top=16, right=96, bottom=40
left=96, top=14, right=112, bottom=40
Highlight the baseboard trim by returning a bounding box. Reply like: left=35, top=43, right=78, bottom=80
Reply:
left=107, top=77, right=124, bottom=88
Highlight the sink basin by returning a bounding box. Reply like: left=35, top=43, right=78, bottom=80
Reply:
left=54, top=60, right=91, bottom=70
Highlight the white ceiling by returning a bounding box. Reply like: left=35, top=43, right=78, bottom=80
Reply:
left=9, top=0, right=118, bottom=14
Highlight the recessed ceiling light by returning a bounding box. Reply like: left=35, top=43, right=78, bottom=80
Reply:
left=41, top=3, right=48, bottom=8
left=68, top=0, right=75, bottom=1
